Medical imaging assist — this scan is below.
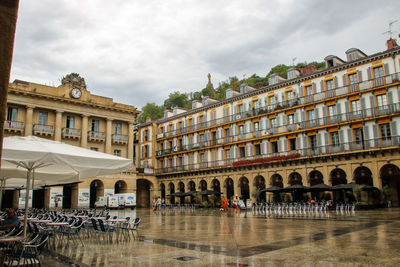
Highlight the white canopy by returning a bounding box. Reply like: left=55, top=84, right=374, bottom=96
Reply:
left=2, top=136, right=133, bottom=179
left=0, top=136, right=134, bottom=237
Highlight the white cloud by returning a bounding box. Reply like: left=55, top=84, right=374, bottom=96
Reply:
left=10, top=0, right=400, bottom=109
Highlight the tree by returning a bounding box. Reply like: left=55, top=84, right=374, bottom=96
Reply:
left=138, top=103, right=164, bottom=123
left=163, top=91, right=189, bottom=110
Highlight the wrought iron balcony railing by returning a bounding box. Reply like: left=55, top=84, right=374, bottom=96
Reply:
left=156, top=136, right=399, bottom=174
left=156, top=72, right=400, bottom=140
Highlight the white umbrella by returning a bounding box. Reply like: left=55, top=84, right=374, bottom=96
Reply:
left=1, top=136, right=134, bottom=237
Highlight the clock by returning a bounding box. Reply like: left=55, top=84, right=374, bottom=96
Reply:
left=71, top=88, right=82, bottom=99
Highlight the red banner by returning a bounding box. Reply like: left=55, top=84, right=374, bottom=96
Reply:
left=232, top=154, right=300, bottom=167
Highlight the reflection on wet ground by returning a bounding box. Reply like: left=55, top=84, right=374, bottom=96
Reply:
left=43, top=208, right=400, bottom=266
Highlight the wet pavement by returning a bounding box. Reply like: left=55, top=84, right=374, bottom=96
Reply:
left=42, top=208, right=400, bottom=266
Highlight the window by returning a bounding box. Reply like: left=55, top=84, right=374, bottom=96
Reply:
left=114, top=123, right=122, bottom=136
left=376, top=94, right=387, bottom=109
left=287, top=114, right=294, bottom=125
left=66, top=116, right=75, bottom=129
left=178, top=139, right=183, bottom=150
left=239, top=125, right=244, bottom=135
left=239, top=147, right=245, bottom=158
left=289, top=138, right=296, bottom=151
left=380, top=123, right=391, bottom=141
left=223, top=107, right=229, bottom=118
left=91, top=119, right=99, bottom=132
left=328, top=105, right=337, bottom=116
left=328, top=105, right=337, bottom=122
left=269, top=95, right=276, bottom=105
left=238, top=104, right=244, bottom=113
left=354, top=128, right=364, bottom=148
left=271, top=141, right=278, bottom=153
left=160, top=126, right=164, bottom=134
left=254, top=122, right=259, bottom=132
left=38, top=111, right=48, bottom=125
left=286, top=91, right=294, bottom=100
left=330, top=132, right=340, bottom=147
left=373, top=66, right=384, bottom=78
left=270, top=118, right=277, bottom=128
left=307, top=110, right=315, bottom=121
left=225, top=149, right=230, bottom=159
left=305, top=85, right=313, bottom=96
left=255, top=144, right=261, bottom=155
left=309, top=135, right=317, bottom=151
left=348, top=73, right=357, bottom=84
left=325, top=79, right=334, bottom=90
left=7, top=107, right=18, bottom=122
left=90, top=147, right=98, bottom=151
left=351, top=100, right=361, bottom=115
left=114, top=149, right=121, bottom=157
left=225, top=128, right=229, bottom=138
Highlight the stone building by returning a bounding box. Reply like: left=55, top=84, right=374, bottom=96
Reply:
left=3, top=74, right=157, bottom=209
left=137, top=39, right=400, bottom=206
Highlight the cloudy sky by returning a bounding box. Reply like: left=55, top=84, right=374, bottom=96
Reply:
left=10, top=0, right=400, bottom=110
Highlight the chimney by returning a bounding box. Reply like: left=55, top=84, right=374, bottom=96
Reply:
left=387, top=38, right=398, bottom=50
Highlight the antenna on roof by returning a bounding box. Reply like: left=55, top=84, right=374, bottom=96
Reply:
left=382, top=20, right=398, bottom=39
left=292, top=57, right=297, bottom=66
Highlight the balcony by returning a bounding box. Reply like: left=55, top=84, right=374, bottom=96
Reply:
left=155, top=73, right=400, bottom=141
left=112, top=134, right=128, bottom=145
left=155, top=136, right=399, bottom=174
left=62, top=128, right=81, bottom=140
left=33, top=124, right=54, bottom=137
left=155, top=102, right=400, bottom=158
left=88, top=131, right=105, bottom=142
left=4, top=120, right=24, bottom=134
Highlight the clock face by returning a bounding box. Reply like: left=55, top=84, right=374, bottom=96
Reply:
left=71, top=88, right=82, bottom=99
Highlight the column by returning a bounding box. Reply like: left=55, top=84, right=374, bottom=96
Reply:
left=81, top=115, right=88, bottom=148
left=105, top=119, right=112, bottom=154
left=25, top=106, right=34, bottom=136
left=54, top=110, right=63, bottom=141
left=128, top=122, right=134, bottom=160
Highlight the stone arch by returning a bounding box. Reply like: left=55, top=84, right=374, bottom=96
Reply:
left=288, top=172, right=303, bottom=186
left=238, top=176, right=250, bottom=200
left=187, top=180, right=196, bottom=203
left=136, top=179, right=153, bottom=208
left=160, top=183, right=166, bottom=200
left=168, top=182, right=175, bottom=204
left=90, top=179, right=104, bottom=209
left=178, top=181, right=185, bottom=192
left=177, top=181, right=185, bottom=204
left=330, top=168, right=348, bottom=203
left=270, top=173, right=283, bottom=188
left=224, top=177, right=234, bottom=200
left=330, top=168, right=347, bottom=186
left=62, top=183, right=78, bottom=209
left=353, top=166, right=373, bottom=186
left=199, top=180, right=207, bottom=191
left=254, top=175, right=266, bottom=202
left=380, top=163, right=400, bottom=206
left=114, top=180, right=128, bottom=194
left=308, top=170, right=323, bottom=186
left=211, top=178, right=221, bottom=193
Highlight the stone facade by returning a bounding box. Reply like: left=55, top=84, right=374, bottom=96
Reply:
left=138, top=42, right=400, bottom=207
left=4, top=77, right=158, bottom=209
